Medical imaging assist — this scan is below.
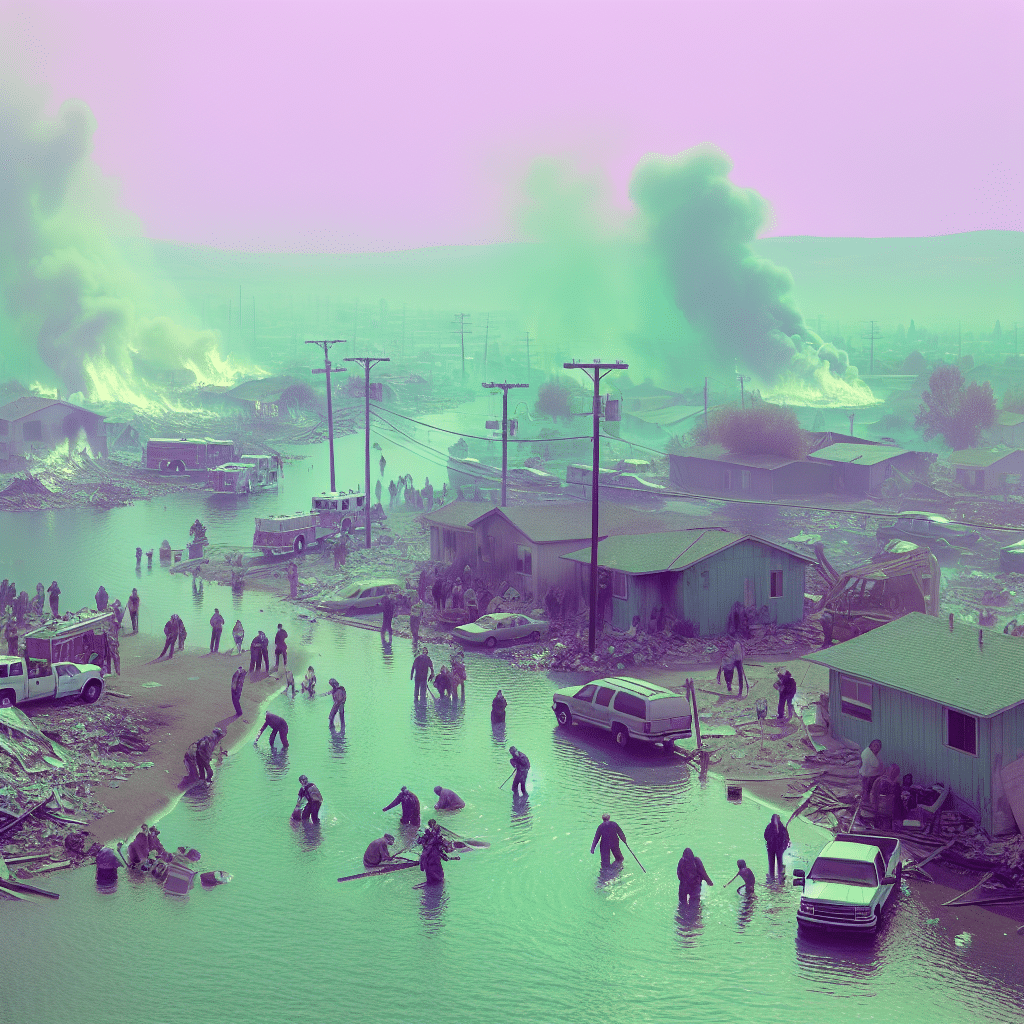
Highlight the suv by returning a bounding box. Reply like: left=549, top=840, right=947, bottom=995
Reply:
left=875, top=512, right=980, bottom=551
left=552, top=676, right=692, bottom=750
left=318, top=579, right=404, bottom=614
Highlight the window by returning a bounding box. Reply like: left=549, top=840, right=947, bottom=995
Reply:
left=22, top=420, right=43, bottom=441
left=946, top=709, right=977, bottom=755
left=595, top=687, right=614, bottom=707
left=9, top=661, right=22, bottom=676
left=612, top=571, right=628, bottom=599
left=770, top=570, right=784, bottom=598
left=839, top=674, right=872, bottom=721
left=740, top=469, right=751, bottom=491
left=515, top=545, right=532, bottom=575
left=573, top=684, right=597, bottom=702
left=723, top=470, right=732, bottom=490
left=700, top=570, right=709, bottom=589
left=613, top=692, right=646, bottom=718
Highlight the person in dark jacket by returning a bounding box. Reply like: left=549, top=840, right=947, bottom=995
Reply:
left=195, top=727, right=225, bottom=782
left=295, top=775, right=323, bottom=823
left=383, top=786, right=420, bottom=826
left=363, top=833, right=396, bottom=869
left=4, top=618, right=18, bottom=656
left=419, top=832, right=448, bottom=885
left=159, top=616, right=178, bottom=659
left=274, top=625, right=288, bottom=670
left=176, top=616, right=187, bottom=651
left=230, top=666, right=246, bottom=716
left=677, top=848, right=714, bottom=903
left=491, top=690, right=507, bottom=723
left=47, top=580, right=61, bottom=617
left=590, top=814, right=626, bottom=869
left=509, top=746, right=530, bottom=797
left=410, top=648, right=434, bottom=700
left=95, top=585, right=109, bottom=611
left=775, top=670, right=797, bottom=721
left=210, top=609, right=225, bottom=653
left=127, top=588, right=140, bottom=633
left=380, top=594, right=395, bottom=642
left=255, top=712, right=289, bottom=749
left=764, top=814, right=790, bottom=876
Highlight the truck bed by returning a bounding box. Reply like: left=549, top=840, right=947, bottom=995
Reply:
left=833, top=833, right=900, bottom=862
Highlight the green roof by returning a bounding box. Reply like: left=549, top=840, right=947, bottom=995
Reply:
left=561, top=530, right=814, bottom=574
left=802, top=612, right=1024, bottom=718
left=947, top=447, right=1024, bottom=468
left=808, top=443, right=909, bottom=466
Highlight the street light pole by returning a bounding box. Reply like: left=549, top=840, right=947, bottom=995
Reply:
left=344, top=356, right=390, bottom=549
left=482, top=380, right=529, bottom=507
left=563, top=360, right=628, bottom=653
left=307, top=339, right=347, bottom=492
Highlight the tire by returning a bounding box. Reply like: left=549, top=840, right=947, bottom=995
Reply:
left=529, top=631, right=541, bottom=641
left=484, top=636, right=497, bottom=648
left=171, top=461, right=185, bottom=474
left=0, top=690, right=15, bottom=708
left=555, top=704, right=572, bottom=727
left=662, top=739, right=676, bottom=753
left=294, top=535, right=306, bottom=554
left=872, top=907, right=882, bottom=934
left=895, top=862, right=903, bottom=887
left=261, top=548, right=272, bottom=557
left=613, top=725, right=629, bottom=748
left=82, top=680, right=102, bottom=704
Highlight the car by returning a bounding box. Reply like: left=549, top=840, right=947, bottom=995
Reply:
left=875, top=512, right=980, bottom=551
left=316, top=579, right=404, bottom=614
left=552, top=676, right=693, bottom=750
left=453, top=613, right=550, bottom=648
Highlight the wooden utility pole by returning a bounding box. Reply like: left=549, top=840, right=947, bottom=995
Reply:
left=454, top=313, right=471, bottom=382
left=703, top=377, right=708, bottom=428
left=344, top=356, right=390, bottom=548
left=737, top=373, right=749, bottom=410
left=307, top=339, right=348, bottom=492
left=563, top=360, right=628, bottom=653
left=525, top=332, right=532, bottom=382
left=482, top=380, right=529, bottom=507
left=861, top=320, right=882, bottom=372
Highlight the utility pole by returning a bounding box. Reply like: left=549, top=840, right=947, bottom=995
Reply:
left=958, top=320, right=962, bottom=361
left=703, top=377, right=708, bottom=429
left=1014, top=322, right=1018, bottom=357
left=344, top=356, right=390, bottom=549
left=861, top=320, right=881, bottom=373
left=483, top=314, right=491, bottom=372
left=525, top=332, right=532, bottom=382
left=563, top=359, right=629, bottom=654
left=454, top=313, right=471, bottom=382
left=737, top=373, right=749, bottom=410
left=307, top=339, right=347, bottom=492
left=482, top=380, right=529, bottom=507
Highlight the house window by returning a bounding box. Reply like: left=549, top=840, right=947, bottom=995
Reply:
left=723, top=469, right=732, bottom=490
left=770, top=570, right=784, bottom=598
left=23, top=420, right=43, bottom=441
left=839, top=674, right=872, bottom=721
left=612, top=572, right=628, bottom=599
left=946, top=708, right=977, bottom=755
left=515, top=545, right=532, bottom=575
left=700, top=570, right=709, bottom=589
left=740, top=469, right=751, bottom=490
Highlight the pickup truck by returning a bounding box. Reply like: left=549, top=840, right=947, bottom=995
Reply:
left=0, top=654, right=106, bottom=707
left=793, top=833, right=903, bottom=933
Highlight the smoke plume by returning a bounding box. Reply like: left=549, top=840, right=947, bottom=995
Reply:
left=0, top=80, right=236, bottom=406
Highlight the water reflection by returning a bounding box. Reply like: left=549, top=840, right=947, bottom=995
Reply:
left=675, top=901, right=704, bottom=946
left=510, top=792, right=531, bottom=823
left=490, top=720, right=506, bottom=745
left=418, top=883, right=448, bottom=929
left=736, top=890, right=756, bottom=929
left=595, top=862, right=624, bottom=889
left=290, top=818, right=323, bottom=851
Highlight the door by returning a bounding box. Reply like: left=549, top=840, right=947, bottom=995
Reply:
left=588, top=686, right=615, bottom=726
left=27, top=660, right=56, bottom=700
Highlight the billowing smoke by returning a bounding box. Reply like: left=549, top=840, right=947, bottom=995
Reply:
left=630, top=145, right=873, bottom=404
left=0, top=81, right=236, bottom=406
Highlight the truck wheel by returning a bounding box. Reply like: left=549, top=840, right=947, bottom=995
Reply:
left=171, top=461, right=185, bottom=474
left=82, top=680, right=102, bottom=704
left=872, top=907, right=882, bottom=933
left=0, top=689, right=15, bottom=708
left=895, top=862, right=903, bottom=888
left=294, top=536, right=306, bottom=553
left=529, top=630, right=541, bottom=641
left=662, top=739, right=676, bottom=753
left=613, top=725, right=629, bottom=747
left=555, top=704, right=572, bottom=727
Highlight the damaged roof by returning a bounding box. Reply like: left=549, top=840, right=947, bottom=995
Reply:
left=669, top=444, right=801, bottom=470
left=808, top=443, right=910, bottom=465
left=803, top=612, right=1024, bottom=718
left=0, top=397, right=103, bottom=422
left=469, top=502, right=662, bottom=544
left=947, top=447, right=1024, bottom=468
left=418, top=501, right=483, bottom=530
left=561, top=530, right=815, bottom=574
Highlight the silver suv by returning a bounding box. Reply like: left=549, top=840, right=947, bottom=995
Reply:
left=552, top=676, right=692, bottom=750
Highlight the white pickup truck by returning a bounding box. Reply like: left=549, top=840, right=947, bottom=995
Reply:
left=0, top=655, right=105, bottom=708
left=793, top=833, right=903, bottom=933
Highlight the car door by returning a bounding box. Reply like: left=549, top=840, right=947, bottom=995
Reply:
left=27, top=660, right=57, bottom=700
left=588, top=686, right=615, bottom=727
left=568, top=683, right=599, bottom=723
left=54, top=664, right=81, bottom=697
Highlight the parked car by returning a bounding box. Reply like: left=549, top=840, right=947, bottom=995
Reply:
left=453, top=614, right=549, bottom=648
left=875, top=512, right=980, bottom=551
left=317, top=579, right=404, bottom=614
left=793, top=833, right=903, bottom=933
left=552, top=676, right=692, bottom=750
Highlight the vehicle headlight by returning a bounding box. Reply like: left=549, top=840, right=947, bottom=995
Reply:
left=854, top=906, right=872, bottom=918
left=799, top=900, right=814, bottom=914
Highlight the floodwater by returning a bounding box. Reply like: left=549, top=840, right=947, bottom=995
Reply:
left=2, top=433, right=1023, bottom=1024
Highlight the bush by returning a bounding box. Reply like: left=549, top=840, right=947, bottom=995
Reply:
left=915, top=365, right=996, bottom=449
left=708, top=404, right=807, bottom=459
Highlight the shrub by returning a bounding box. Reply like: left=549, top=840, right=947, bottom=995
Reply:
left=708, top=404, right=807, bottom=459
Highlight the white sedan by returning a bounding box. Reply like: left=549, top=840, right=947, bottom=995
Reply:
left=453, top=614, right=550, bottom=648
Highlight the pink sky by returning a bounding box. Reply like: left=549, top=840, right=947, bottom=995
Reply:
left=5, top=0, right=1022, bottom=252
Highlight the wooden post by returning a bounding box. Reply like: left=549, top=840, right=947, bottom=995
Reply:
left=686, top=677, right=702, bottom=749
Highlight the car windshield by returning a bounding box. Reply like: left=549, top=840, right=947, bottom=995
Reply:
left=808, top=858, right=878, bottom=886
left=474, top=616, right=498, bottom=628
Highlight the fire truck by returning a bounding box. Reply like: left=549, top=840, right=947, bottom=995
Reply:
left=252, top=491, right=386, bottom=555
left=208, top=455, right=282, bottom=494
left=146, top=437, right=236, bottom=474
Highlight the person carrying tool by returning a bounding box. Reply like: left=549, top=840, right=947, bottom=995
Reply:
left=677, top=848, right=714, bottom=904
left=363, top=833, right=396, bottom=869
left=382, top=786, right=421, bottom=826
left=410, top=647, right=434, bottom=700
left=509, top=746, right=530, bottom=797
left=195, top=727, right=225, bottom=783
left=433, top=785, right=465, bottom=810
left=255, top=712, right=289, bottom=749
left=590, top=814, right=627, bottom=869
left=328, top=678, right=346, bottom=728
left=295, top=775, right=323, bottom=824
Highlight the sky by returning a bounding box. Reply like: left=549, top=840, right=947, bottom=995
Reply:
left=3, top=0, right=1021, bottom=254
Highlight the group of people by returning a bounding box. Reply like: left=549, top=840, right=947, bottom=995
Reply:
left=409, top=646, right=467, bottom=701
left=858, top=738, right=948, bottom=832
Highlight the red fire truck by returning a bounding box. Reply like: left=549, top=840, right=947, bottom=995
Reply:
left=146, top=437, right=236, bottom=474
left=252, top=491, right=386, bottom=555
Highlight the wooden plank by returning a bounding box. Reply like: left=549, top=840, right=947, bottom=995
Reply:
left=916, top=839, right=956, bottom=870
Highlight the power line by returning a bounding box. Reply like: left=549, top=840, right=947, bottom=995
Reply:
left=367, top=402, right=590, bottom=442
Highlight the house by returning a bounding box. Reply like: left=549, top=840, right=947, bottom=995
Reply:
left=803, top=613, right=1024, bottom=834
left=668, top=445, right=831, bottom=497
left=806, top=443, right=930, bottom=495
left=466, top=502, right=664, bottom=611
left=561, top=530, right=813, bottom=635
left=990, top=412, right=1024, bottom=448
left=0, top=397, right=107, bottom=461
left=419, top=501, right=481, bottom=568
left=947, top=447, right=1024, bottom=494
left=215, top=377, right=317, bottom=419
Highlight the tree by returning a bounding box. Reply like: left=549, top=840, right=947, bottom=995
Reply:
left=1002, top=384, right=1024, bottom=414
left=914, top=365, right=995, bottom=449
left=707, top=404, right=807, bottom=459
left=535, top=378, right=578, bottom=422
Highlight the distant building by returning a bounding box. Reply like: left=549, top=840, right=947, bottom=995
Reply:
left=990, top=412, right=1024, bottom=448
left=561, top=530, right=812, bottom=635
left=806, top=443, right=932, bottom=495
left=947, top=447, right=1024, bottom=493
left=668, top=444, right=828, bottom=497
left=419, top=501, right=481, bottom=568
left=205, top=377, right=317, bottom=419
left=804, top=613, right=1024, bottom=835
left=0, top=397, right=107, bottom=462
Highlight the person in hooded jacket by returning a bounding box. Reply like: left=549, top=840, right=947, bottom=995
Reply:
left=677, top=848, right=714, bottom=903
left=764, top=813, right=790, bottom=876
left=382, top=786, right=421, bottom=826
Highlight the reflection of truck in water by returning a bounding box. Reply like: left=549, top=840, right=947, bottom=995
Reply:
left=208, top=455, right=282, bottom=494
left=146, top=437, right=236, bottom=474
left=253, top=491, right=385, bottom=555
left=0, top=612, right=111, bottom=707
left=793, top=833, right=903, bottom=933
